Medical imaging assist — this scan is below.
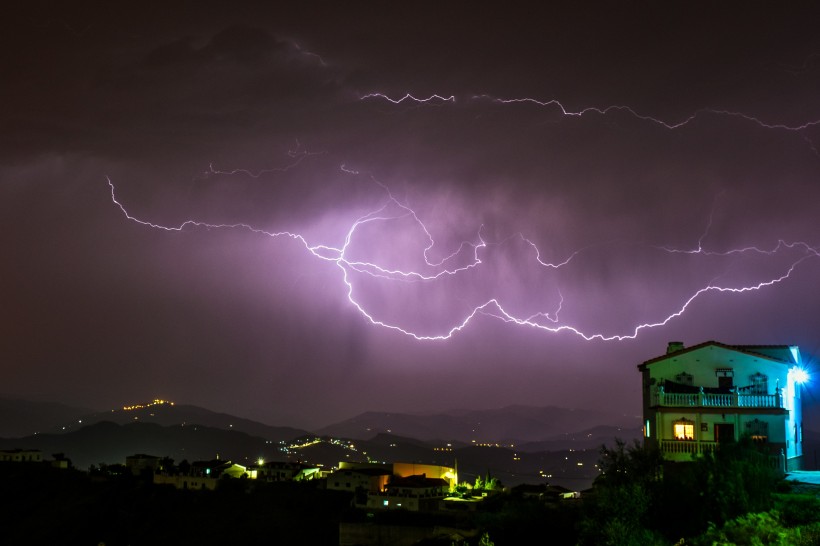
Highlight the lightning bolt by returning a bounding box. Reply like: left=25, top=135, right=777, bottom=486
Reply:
left=359, top=93, right=456, bottom=104
left=360, top=93, right=820, bottom=133
left=108, top=163, right=820, bottom=342
left=197, top=141, right=326, bottom=180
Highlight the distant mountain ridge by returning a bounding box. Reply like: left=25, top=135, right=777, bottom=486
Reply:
left=316, top=405, right=640, bottom=445
left=0, top=398, right=94, bottom=438
left=1, top=398, right=640, bottom=447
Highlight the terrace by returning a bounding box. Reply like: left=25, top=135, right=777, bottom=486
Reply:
left=651, top=386, right=783, bottom=409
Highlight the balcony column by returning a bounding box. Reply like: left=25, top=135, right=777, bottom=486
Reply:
left=696, top=413, right=702, bottom=454
left=735, top=413, right=740, bottom=442
left=699, top=386, right=704, bottom=406
left=655, top=412, right=661, bottom=450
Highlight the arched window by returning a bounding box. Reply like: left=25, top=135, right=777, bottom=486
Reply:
left=750, top=373, right=768, bottom=395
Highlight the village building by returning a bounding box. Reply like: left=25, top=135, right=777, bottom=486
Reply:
left=326, top=461, right=457, bottom=511
left=153, top=459, right=252, bottom=490
left=255, top=460, right=321, bottom=482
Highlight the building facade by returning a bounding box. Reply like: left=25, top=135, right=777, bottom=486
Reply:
left=638, top=341, right=805, bottom=471
left=327, top=461, right=457, bottom=511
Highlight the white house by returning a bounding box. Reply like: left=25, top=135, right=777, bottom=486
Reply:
left=638, top=341, right=807, bottom=471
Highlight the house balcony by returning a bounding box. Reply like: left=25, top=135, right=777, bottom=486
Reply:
left=651, top=387, right=783, bottom=409
left=660, top=439, right=786, bottom=470
left=660, top=439, right=717, bottom=456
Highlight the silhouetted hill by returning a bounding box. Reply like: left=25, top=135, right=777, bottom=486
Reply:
left=317, top=405, right=640, bottom=444
left=358, top=433, right=459, bottom=466
left=0, top=397, right=308, bottom=443
left=0, top=421, right=289, bottom=470
left=67, top=403, right=308, bottom=443
left=0, top=397, right=95, bottom=438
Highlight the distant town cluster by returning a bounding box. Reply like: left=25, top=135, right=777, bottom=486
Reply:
left=121, top=399, right=175, bottom=412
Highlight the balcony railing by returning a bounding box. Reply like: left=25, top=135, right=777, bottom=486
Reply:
left=661, top=440, right=717, bottom=456
left=660, top=440, right=785, bottom=470
left=652, top=387, right=783, bottom=409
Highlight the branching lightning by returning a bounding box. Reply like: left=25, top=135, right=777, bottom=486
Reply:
left=105, top=88, right=820, bottom=342
left=108, top=160, right=820, bottom=342
left=197, top=141, right=326, bottom=180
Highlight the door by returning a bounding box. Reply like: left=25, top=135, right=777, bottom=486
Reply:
left=715, top=423, right=735, bottom=444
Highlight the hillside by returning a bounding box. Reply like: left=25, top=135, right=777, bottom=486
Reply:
left=0, top=421, right=288, bottom=470
left=0, top=397, right=95, bottom=438
left=0, top=398, right=308, bottom=443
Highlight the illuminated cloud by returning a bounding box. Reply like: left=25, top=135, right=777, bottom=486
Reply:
left=2, top=4, right=820, bottom=427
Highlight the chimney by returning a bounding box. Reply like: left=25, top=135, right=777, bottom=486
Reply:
left=667, top=341, right=685, bottom=354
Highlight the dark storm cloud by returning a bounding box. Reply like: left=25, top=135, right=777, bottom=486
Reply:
left=3, top=3, right=820, bottom=428
left=0, top=16, right=343, bottom=163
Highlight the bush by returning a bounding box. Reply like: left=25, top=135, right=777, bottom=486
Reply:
left=790, top=521, right=820, bottom=546
left=776, top=494, right=820, bottom=527
left=693, top=511, right=789, bottom=546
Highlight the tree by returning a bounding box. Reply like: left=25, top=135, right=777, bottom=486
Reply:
left=692, top=436, right=779, bottom=526
left=658, top=436, right=781, bottom=539
left=478, top=532, right=494, bottom=546
left=577, top=440, right=666, bottom=546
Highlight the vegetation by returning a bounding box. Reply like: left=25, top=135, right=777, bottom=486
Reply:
left=577, top=439, right=666, bottom=546
left=576, top=437, right=819, bottom=546
left=449, top=472, right=502, bottom=499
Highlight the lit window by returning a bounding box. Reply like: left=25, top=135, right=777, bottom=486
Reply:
left=674, top=419, right=694, bottom=440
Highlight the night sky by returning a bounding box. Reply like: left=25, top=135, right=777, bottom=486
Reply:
left=4, top=3, right=820, bottom=430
